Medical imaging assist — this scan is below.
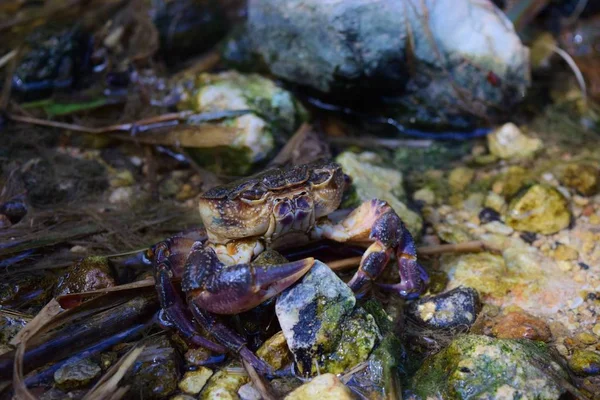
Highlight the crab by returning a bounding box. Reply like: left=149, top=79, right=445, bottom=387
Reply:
left=150, top=159, right=429, bottom=374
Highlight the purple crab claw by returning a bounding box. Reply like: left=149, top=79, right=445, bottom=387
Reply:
left=182, top=246, right=314, bottom=315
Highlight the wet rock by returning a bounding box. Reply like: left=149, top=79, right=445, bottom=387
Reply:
left=484, top=192, right=506, bottom=213
left=482, top=221, right=514, bottom=235
left=506, top=184, right=571, bottom=235
left=127, top=335, right=181, bottom=399
left=276, top=260, right=380, bottom=377
left=491, top=311, right=552, bottom=342
left=178, top=367, right=213, bottom=395
left=175, top=71, right=306, bottom=175
left=0, top=311, right=31, bottom=344
left=200, top=363, right=249, bottom=400
left=284, top=373, right=355, bottom=400
left=413, top=187, right=436, bottom=205
left=407, top=286, right=481, bottom=331
left=408, top=335, right=569, bottom=399
left=54, top=358, right=101, bottom=390
left=435, top=223, right=473, bottom=244
left=256, top=331, right=293, bottom=371
left=448, top=167, right=474, bottom=192
left=109, top=187, right=134, bottom=204
left=245, top=0, right=529, bottom=129
left=55, top=256, right=115, bottom=296
left=488, top=123, right=542, bottom=160
left=336, top=151, right=422, bottom=237
left=493, top=165, right=530, bottom=198
left=184, top=347, right=213, bottom=367
left=557, top=163, right=599, bottom=196
left=568, top=349, right=600, bottom=376
left=238, top=383, right=262, bottom=400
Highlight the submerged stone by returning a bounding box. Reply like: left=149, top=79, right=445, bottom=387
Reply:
left=407, top=335, right=569, bottom=399
left=127, top=335, right=181, bottom=399
left=491, top=311, right=552, bottom=342
left=506, top=184, right=571, bottom=235
left=276, top=260, right=380, bottom=377
left=256, top=331, right=293, bottom=371
left=336, top=151, right=422, bottom=237
left=178, top=367, right=213, bottom=395
left=406, top=286, right=482, bottom=331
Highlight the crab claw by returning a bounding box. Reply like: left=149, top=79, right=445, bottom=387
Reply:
left=182, top=246, right=314, bottom=315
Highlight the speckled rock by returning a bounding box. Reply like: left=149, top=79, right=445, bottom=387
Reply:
left=407, top=335, right=569, bottom=399
left=276, top=260, right=380, bottom=377
left=491, top=311, right=552, bottom=342
left=200, top=363, right=249, bottom=400
left=505, top=184, right=571, bottom=235
left=284, top=373, right=355, bottom=400
left=0, top=311, right=30, bottom=344
left=407, top=286, right=481, bottom=330
left=178, top=367, right=213, bottom=395
left=568, top=349, right=600, bottom=376
left=557, top=163, right=599, bottom=196
left=256, top=331, right=292, bottom=371
left=488, top=123, right=542, bottom=160
left=335, top=151, right=422, bottom=237
left=54, top=256, right=115, bottom=296
left=54, top=358, right=101, bottom=390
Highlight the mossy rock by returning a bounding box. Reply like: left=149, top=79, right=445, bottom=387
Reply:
left=407, top=335, right=569, bottom=399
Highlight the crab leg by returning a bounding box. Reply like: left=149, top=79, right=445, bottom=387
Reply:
left=312, top=199, right=429, bottom=298
left=182, top=241, right=315, bottom=375
left=152, top=237, right=227, bottom=353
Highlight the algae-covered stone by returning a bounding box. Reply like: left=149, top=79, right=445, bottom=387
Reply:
left=488, top=123, right=542, bottom=160
left=175, top=71, right=306, bottom=175
left=178, top=367, right=213, bottom=395
left=284, top=373, right=355, bottom=400
left=408, top=335, right=569, bottom=399
left=557, top=163, right=599, bottom=196
left=407, top=286, right=481, bottom=331
left=435, top=223, right=473, bottom=244
left=505, top=184, right=571, bottom=234
left=568, top=349, right=600, bottom=376
left=54, top=358, right=101, bottom=390
left=54, top=256, right=115, bottom=296
left=493, top=165, right=530, bottom=198
left=276, top=260, right=380, bottom=377
left=200, top=363, right=249, bottom=400
left=256, top=331, right=293, bottom=371
left=336, top=151, right=422, bottom=237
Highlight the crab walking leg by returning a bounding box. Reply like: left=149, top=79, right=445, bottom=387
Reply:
left=152, top=238, right=227, bottom=353
left=182, top=242, right=314, bottom=373
left=312, top=199, right=429, bottom=298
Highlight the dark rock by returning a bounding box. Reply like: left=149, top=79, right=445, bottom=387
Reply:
left=0, top=197, right=27, bottom=224
left=406, top=286, right=481, bottom=330
left=478, top=207, right=501, bottom=224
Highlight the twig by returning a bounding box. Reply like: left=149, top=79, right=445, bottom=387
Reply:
left=241, top=359, right=277, bottom=400
left=0, top=50, right=17, bottom=70
left=545, top=43, right=587, bottom=103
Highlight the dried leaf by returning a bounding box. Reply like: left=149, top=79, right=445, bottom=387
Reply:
left=10, top=299, right=62, bottom=346
left=56, top=278, right=156, bottom=309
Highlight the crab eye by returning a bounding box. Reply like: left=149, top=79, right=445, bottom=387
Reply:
left=311, top=171, right=332, bottom=185
left=240, top=187, right=266, bottom=201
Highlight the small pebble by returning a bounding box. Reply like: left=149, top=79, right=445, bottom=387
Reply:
left=553, top=244, right=579, bottom=261
left=593, top=324, right=600, bottom=336
left=109, top=187, right=133, bottom=204
left=568, top=349, right=600, bottom=376
left=239, top=383, right=262, bottom=400
left=579, top=262, right=590, bottom=270
left=178, top=367, right=213, bottom=395
left=483, top=221, right=514, bottom=235
left=520, top=231, right=537, bottom=244
left=54, top=359, right=101, bottom=390
left=577, top=332, right=598, bottom=345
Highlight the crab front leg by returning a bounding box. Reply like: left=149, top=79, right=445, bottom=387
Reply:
left=182, top=240, right=314, bottom=375
left=311, top=199, right=429, bottom=299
